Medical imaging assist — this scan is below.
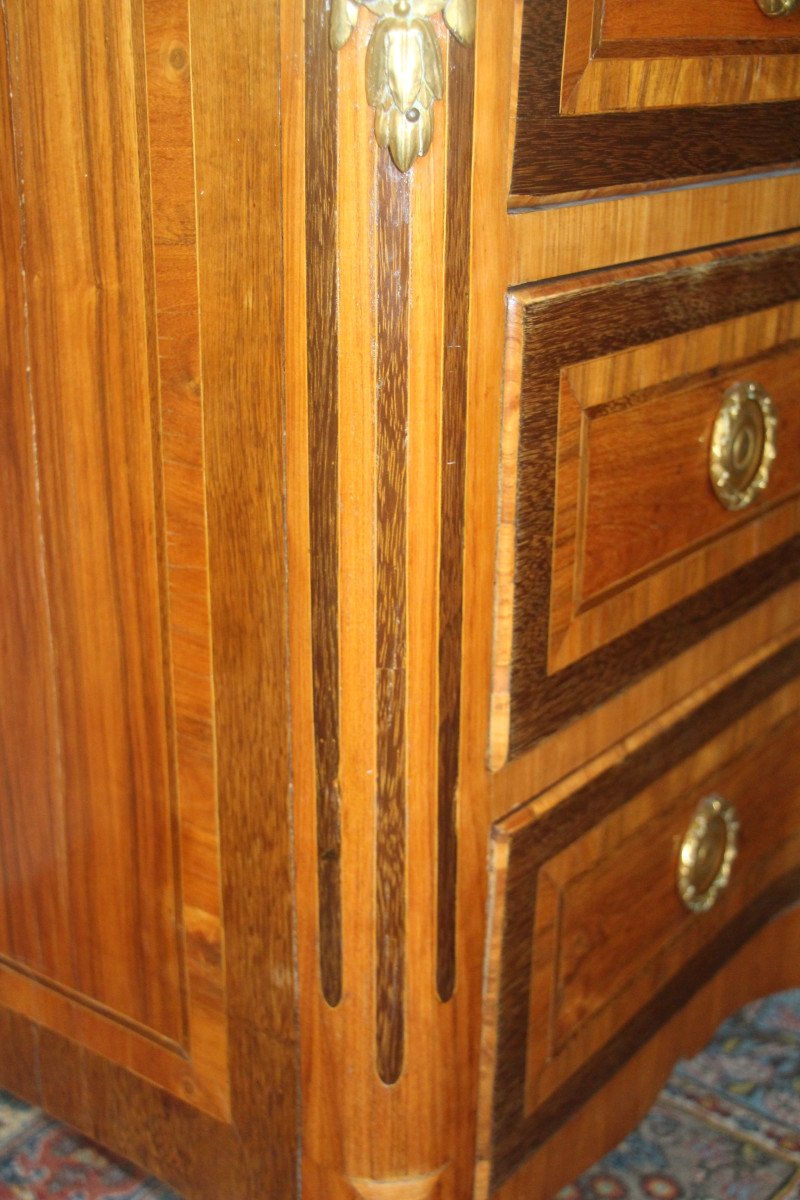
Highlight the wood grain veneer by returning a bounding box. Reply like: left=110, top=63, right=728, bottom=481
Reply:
left=512, top=0, right=800, bottom=201
left=0, top=0, right=229, bottom=1111
left=482, top=643, right=800, bottom=1192
left=3, top=1, right=799, bottom=1196
left=495, top=237, right=800, bottom=763
left=560, top=0, right=800, bottom=114
left=0, top=0, right=299, bottom=1192
left=305, top=0, right=343, bottom=1012
left=375, top=158, right=411, bottom=1087
left=437, top=34, right=475, bottom=1004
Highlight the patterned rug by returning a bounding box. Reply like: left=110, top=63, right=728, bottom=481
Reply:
left=0, top=1095, right=177, bottom=1200
left=1, top=990, right=799, bottom=1198
left=558, top=989, right=800, bottom=1199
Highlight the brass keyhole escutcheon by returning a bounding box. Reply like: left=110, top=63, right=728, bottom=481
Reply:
left=709, top=381, right=777, bottom=511
left=755, top=0, right=799, bottom=14
left=677, top=794, right=739, bottom=914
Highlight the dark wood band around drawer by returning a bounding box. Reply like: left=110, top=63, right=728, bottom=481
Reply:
left=487, top=639, right=800, bottom=1191
left=512, top=0, right=800, bottom=201
left=505, top=241, right=800, bottom=762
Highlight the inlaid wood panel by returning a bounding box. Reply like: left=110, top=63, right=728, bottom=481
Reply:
left=0, top=0, right=225, bottom=1116
left=512, top=0, right=800, bottom=202
left=549, top=337, right=800, bottom=673
left=480, top=647, right=800, bottom=1193
left=492, top=235, right=800, bottom=764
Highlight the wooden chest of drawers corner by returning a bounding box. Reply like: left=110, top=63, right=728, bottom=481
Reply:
left=1, top=0, right=799, bottom=1198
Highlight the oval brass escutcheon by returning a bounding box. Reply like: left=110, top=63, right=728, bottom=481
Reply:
left=709, top=381, right=777, bottom=511
left=678, top=794, right=740, bottom=914
left=755, top=0, right=799, bottom=14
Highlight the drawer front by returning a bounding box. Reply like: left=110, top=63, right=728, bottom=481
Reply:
left=493, top=236, right=800, bottom=765
left=481, top=647, right=800, bottom=1192
left=512, top=0, right=800, bottom=203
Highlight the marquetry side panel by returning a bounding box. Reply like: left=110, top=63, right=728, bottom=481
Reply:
left=0, top=0, right=226, bottom=1116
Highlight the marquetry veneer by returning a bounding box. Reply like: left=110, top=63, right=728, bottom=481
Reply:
left=479, top=647, right=800, bottom=1195
left=492, top=234, right=800, bottom=764
left=2, top=1, right=799, bottom=1198
left=512, top=0, right=800, bottom=202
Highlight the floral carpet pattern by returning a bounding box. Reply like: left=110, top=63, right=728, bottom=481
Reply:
left=0, top=991, right=799, bottom=1198
left=559, top=990, right=800, bottom=1199
left=0, top=1091, right=177, bottom=1200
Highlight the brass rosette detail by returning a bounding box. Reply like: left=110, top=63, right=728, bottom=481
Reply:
left=755, top=0, right=799, bottom=14
left=677, top=794, right=740, bottom=914
left=331, top=0, right=476, bottom=172
left=709, top=380, right=777, bottom=511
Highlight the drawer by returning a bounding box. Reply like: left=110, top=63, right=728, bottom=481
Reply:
left=491, top=235, right=800, bottom=765
left=511, top=0, right=800, bottom=203
left=479, top=648, right=800, bottom=1193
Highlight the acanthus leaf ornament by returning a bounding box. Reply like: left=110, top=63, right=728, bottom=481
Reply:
left=330, top=0, right=476, bottom=172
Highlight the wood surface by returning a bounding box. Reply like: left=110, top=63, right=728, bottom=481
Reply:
left=0, top=0, right=228, bottom=1114
left=549, top=340, right=800, bottom=671
left=528, top=696, right=800, bottom=1105
left=437, top=33, right=475, bottom=1004
left=603, top=0, right=800, bottom=43
left=2, top=0, right=800, bottom=1197
left=490, top=904, right=800, bottom=1200
left=0, top=0, right=180, bottom=1036
left=560, top=0, right=800, bottom=114
left=305, top=0, right=343, bottom=1009
left=496, top=237, right=800, bottom=762
left=0, top=0, right=299, bottom=1194
left=288, top=7, right=464, bottom=1194
left=375, top=157, right=411, bottom=1086
left=512, top=0, right=800, bottom=201
left=481, top=646, right=800, bottom=1191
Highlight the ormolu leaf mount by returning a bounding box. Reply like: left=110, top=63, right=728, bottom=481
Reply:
left=331, top=0, right=476, bottom=172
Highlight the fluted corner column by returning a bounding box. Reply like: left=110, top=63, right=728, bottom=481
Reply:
left=282, top=0, right=478, bottom=1195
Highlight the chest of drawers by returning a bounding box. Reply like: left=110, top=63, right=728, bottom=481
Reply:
left=0, top=1, right=798, bottom=1198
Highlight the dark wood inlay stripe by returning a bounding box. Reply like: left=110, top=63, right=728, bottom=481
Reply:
left=509, top=244, right=800, bottom=760
left=437, top=35, right=475, bottom=1004
left=305, top=0, right=342, bottom=1007
left=375, top=159, right=410, bottom=1086
left=511, top=0, right=800, bottom=201
left=491, top=638, right=800, bottom=1186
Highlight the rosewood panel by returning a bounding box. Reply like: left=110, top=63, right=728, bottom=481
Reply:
left=375, top=159, right=410, bottom=1086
